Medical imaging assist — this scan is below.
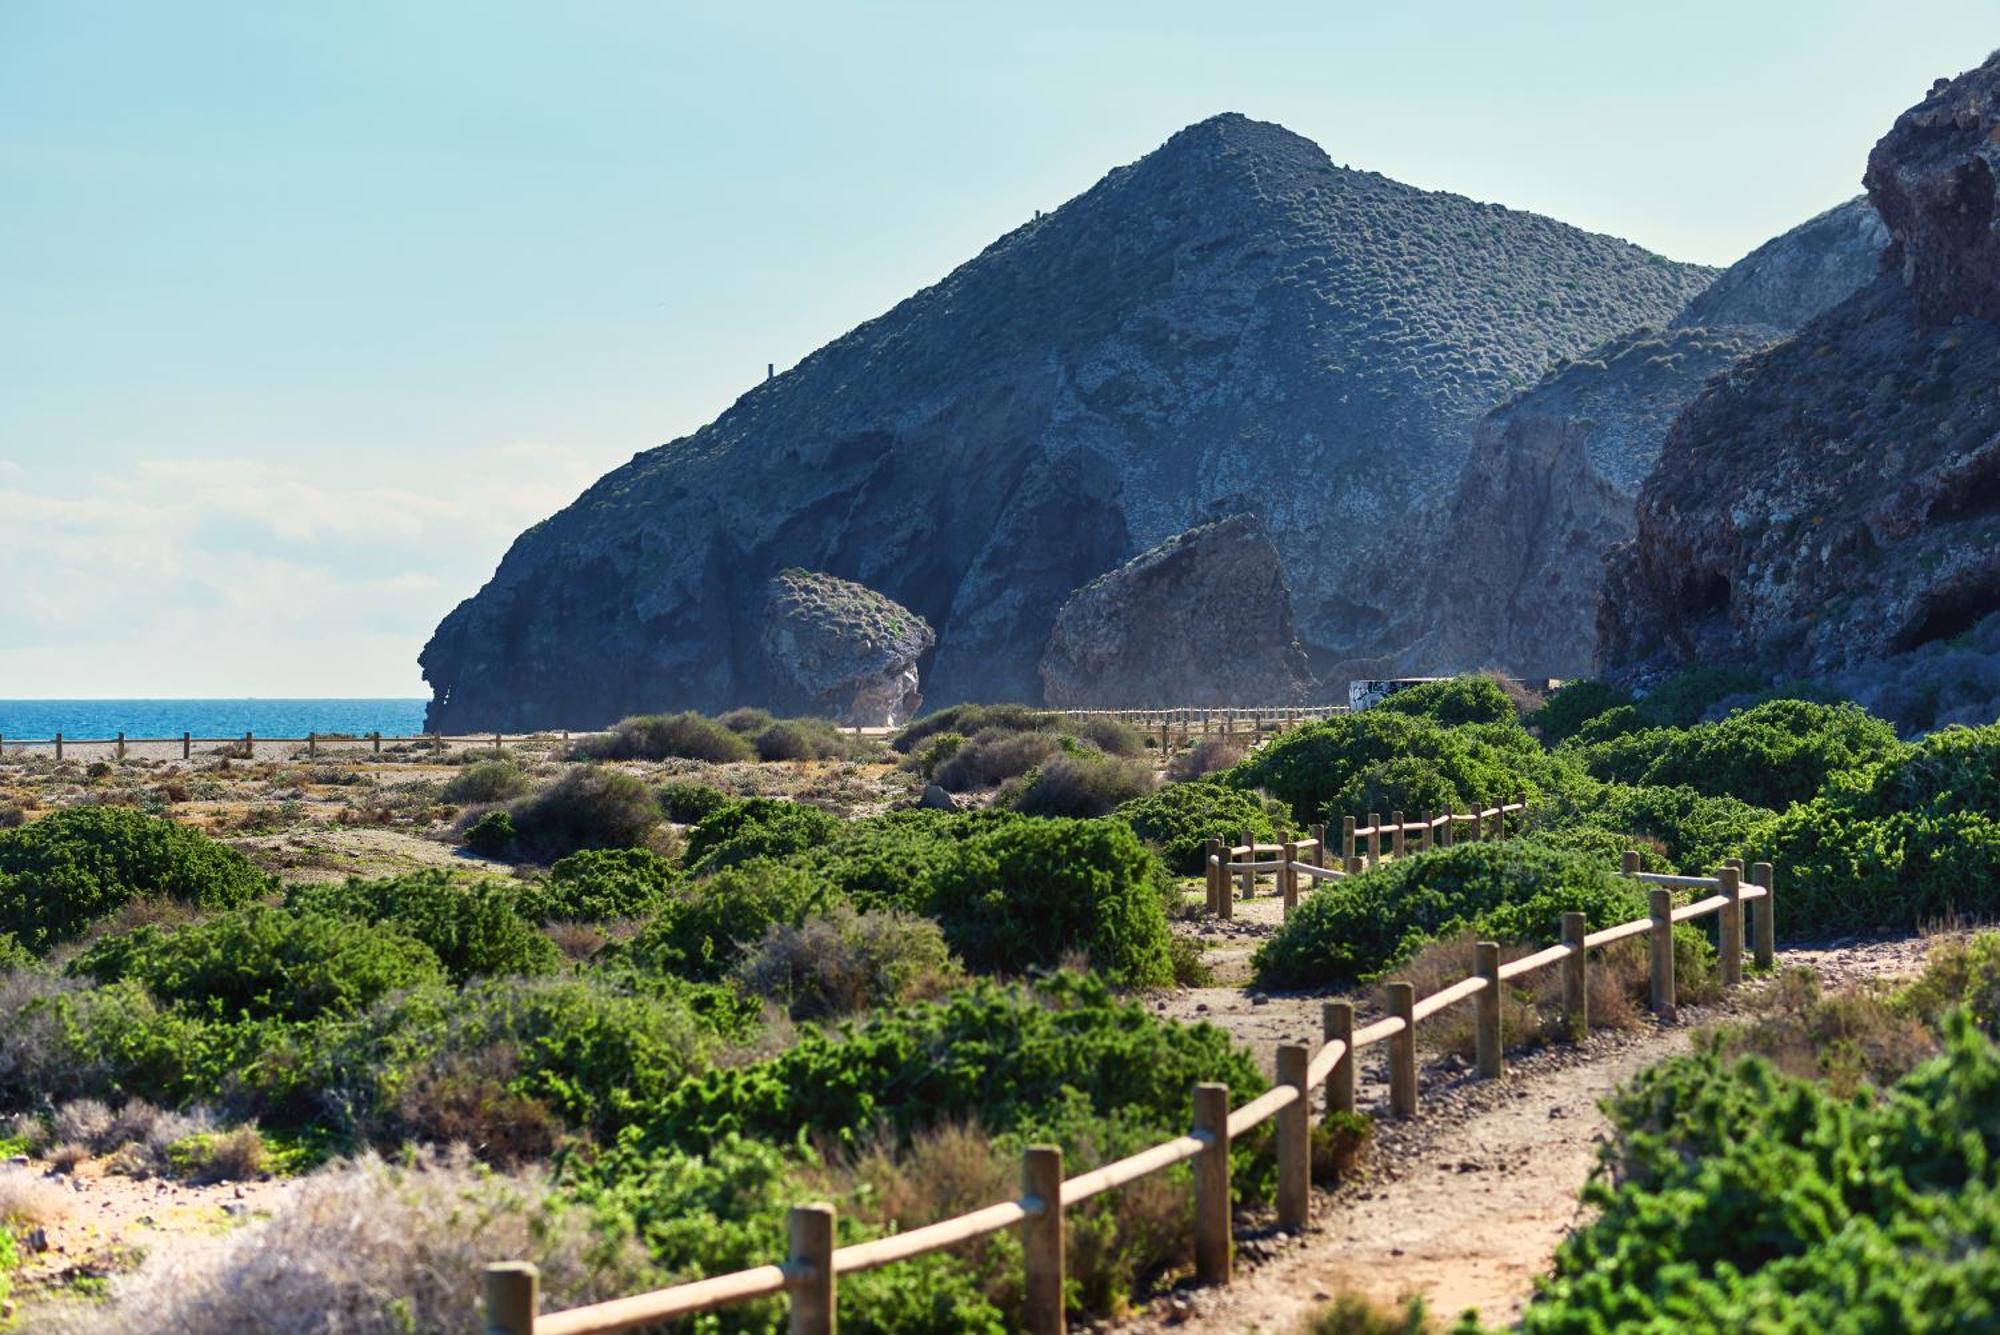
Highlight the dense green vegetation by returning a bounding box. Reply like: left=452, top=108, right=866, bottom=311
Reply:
left=1114, top=781, right=1286, bottom=875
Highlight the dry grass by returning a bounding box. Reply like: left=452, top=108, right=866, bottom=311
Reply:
left=0, top=1167, right=70, bottom=1228
left=41, top=1148, right=659, bottom=1335
left=1710, top=966, right=1935, bottom=1096
left=1166, top=737, right=1248, bottom=781
left=1297, top=1290, right=1441, bottom=1334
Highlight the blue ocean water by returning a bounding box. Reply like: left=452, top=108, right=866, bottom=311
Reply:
left=0, top=699, right=430, bottom=740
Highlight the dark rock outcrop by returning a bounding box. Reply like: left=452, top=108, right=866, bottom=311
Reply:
left=1601, top=52, right=2000, bottom=702
left=421, top=114, right=1714, bottom=730
left=760, top=570, right=934, bottom=726
left=1039, top=515, right=1312, bottom=707
left=1672, top=198, right=1888, bottom=334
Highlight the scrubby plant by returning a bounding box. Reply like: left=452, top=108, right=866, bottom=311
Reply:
left=285, top=871, right=559, bottom=982
left=799, top=810, right=1009, bottom=915
left=735, top=907, right=961, bottom=1020
left=1327, top=756, right=1465, bottom=825
left=905, top=731, right=968, bottom=781
left=933, top=729, right=1066, bottom=793
left=1527, top=679, right=1635, bottom=745
left=575, top=713, right=754, bottom=764
left=658, top=780, right=733, bottom=825
left=892, top=704, right=1056, bottom=754
left=0, top=806, right=269, bottom=953
left=526, top=847, right=682, bottom=923
left=1374, top=675, right=1518, bottom=727
left=463, top=810, right=517, bottom=857
left=625, top=859, right=836, bottom=982
left=929, top=819, right=1176, bottom=986
left=502, top=766, right=665, bottom=862
left=441, top=760, right=533, bottom=805
left=1009, top=753, right=1157, bottom=818
left=716, top=707, right=777, bottom=736
left=1113, top=782, right=1284, bottom=876
left=683, top=797, right=842, bottom=874
left=1072, top=717, right=1146, bottom=757
left=1166, top=736, right=1247, bottom=781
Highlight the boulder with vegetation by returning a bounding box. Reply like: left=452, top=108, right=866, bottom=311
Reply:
left=759, top=569, right=935, bottom=727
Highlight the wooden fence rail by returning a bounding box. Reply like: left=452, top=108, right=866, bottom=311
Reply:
left=482, top=853, right=1777, bottom=1335
left=0, top=729, right=596, bottom=761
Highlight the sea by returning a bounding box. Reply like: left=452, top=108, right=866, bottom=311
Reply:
left=0, top=699, right=431, bottom=741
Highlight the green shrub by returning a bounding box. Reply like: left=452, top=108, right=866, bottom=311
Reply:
left=716, top=707, right=777, bottom=735
left=71, top=907, right=445, bottom=1022
left=0, top=807, right=269, bottom=953
left=1072, top=717, right=1146, bottom=757
left=752, top=718, right=875, bottom=763
left=505, top=766, right=664, bottom=862
left=576, top=713, right=754, bottom=764
left=1009, top=753, right=1157, bottom=817
left=626, top=860, right=837, bottom=982
left=800, top=810, right=1009, bottom=915
left=892, top=705, right=1056, bottom=754
left=1328, top=757, right=1465, bottom=824
left=735, top=907, right=961, bottom=1020
left=906, top=732, right=968, bottom=781
left=527, top=847, right=682, bottom=922
left=1375, top=675, right=1517, bottom=727
left=684, top=797, right=842, bottom=874
left=1528, top=679, right=1635, bottom=745
left=1114, top=783, right=1283, bottom=876
left=285, top=871, right=559, bottom=982
left=1565, top=699, right=1901, bottom=810
left=441, top=760, right=533, bottom=805
left=1254, top=841, right=1657, bottom=987
left=1631, top=665, right=1766, bottom=726
left=658, top=780, right=733, bottom=825
left=463, top=810, right=517, bottom=857
left=933, top=729, right=1065, bottom=792
left=929, top=819, right=1175, bottom=986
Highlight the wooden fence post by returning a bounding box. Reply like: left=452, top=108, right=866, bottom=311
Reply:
left=1440, top=807, right=1455, bottom=849
left=1344, top=853, right=1362, bottom=876
left=1323, top=1000, right=1356, bottom=1116
left=54, top=733, right=62, bottom=761
left=1342, top=816, right=1356, bottom=863
left=1387, top=982, right=1417, bottom=1118
left=1390, top=810, right=1405, bottom=860
left=1474, top=942, right=1503, bottom=1079
left=1309, top=823, right=1327, bottom=869
left=244, top=731, right=254, bottom=758
left=1276, top=1044, right=1310, bottom=1230
left=182, top=731, right=191, bottom=760
left=1367, top=813, right=1381, bottom=867
left=307, top=732, right=317, bottom=758
left=1718, top=865, right=1743, bottom=988
left=116, top=731, right=126, bottom=760
left=1649, top=888, right=1676, bottom=1023
left=1205, top=838, right=1221, bottom=916
left=788, top=1203, right=836, bottom=1335
left=1751, top=861, right=1776, bottom=970
left=1237, top=829, right=1253, bottom=902
left=1281, top=841, right=1299, bottom=917
left=1192, top=1083, right=1232, bottom=1285
left=1561, top=912, right=1588, bottom=1042
left=483, top=1261, right=538, bottom=1335
left=1022, top=1145, right=1065, bottom=1335
left=371, top=731, right=382, bottom=754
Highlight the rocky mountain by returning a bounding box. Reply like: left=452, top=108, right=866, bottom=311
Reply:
left=1600, top=52, right=2000, bottom=726
left=421, top=114, right=1714, bottom=730
left=1406, top=199, right=1885, bottom=679
left=1039, top=514, right=1312, bottom=708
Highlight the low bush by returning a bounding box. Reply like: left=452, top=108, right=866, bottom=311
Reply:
left=1527, top=679, right=1634, bottom=745
left=1166, top=736, right=1247, bottom=781
left=1327, top=756, right=1465, bottom=825
left=929, top=819, right=1176, bottom=986
left=1536, top=782, right=1773, bottom=874
left=71, top=906, right=446, bottom=1023
left=1252, top=840, right=1709, bottom=989
left=933, top=729, right=1065, bottom=792
left=735, top=907, right=961, bottom=1020
left=525, top=847, right=682, bottom=923
left=1114, top=782, right=1284, bottom=876
left=575, top=713, right=754, bottom=764
left=0, top=806, right=269, bottom=953
left=892, top=704, right=1056, bottom=754
left=683, top=797, right=842, bottom=874
left=658, top=780, right=733, bottom=825
left=285, top=872, right=559, bottom=982
left=502, top=766, right=665, bottom=862
left=716, top=707, right=777, bottom=735
left=905, top=731, right=968, bottom=781
left=1374, top=675, right=1518, bottom=727
left=1009, top=753, right=1157, bottom=817
left=1072, top=717, right=1146, bottom=757
left=463, top=809, right=517, bottom=857
left=800, top=810, right=1008, bottom=915
left=753, top=717, right=876, bottom=763
left=625, top=859, right=836, bottom=982
left=441, top=760, right=532, bottom=805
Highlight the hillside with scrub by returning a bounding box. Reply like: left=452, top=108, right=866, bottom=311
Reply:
left=0, top=672, right=1994, bottom=1330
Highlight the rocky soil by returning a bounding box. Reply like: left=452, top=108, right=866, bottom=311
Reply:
left=420, top=114, right=1714, bottom=730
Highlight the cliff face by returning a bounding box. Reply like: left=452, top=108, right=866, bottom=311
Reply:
left=422, top=114, right=1713, bottom=730
left=1039, top=515, right=1312, bottom=708
left=1601, top=53, right=2000, bottom=699
left=1407, top=201, right=1885, bottom=680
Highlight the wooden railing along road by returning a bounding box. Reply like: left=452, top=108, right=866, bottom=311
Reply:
left=483, top=845, right=1778, bottom=1334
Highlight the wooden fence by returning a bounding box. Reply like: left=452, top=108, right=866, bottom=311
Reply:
left=1058, top=705, right=1346, bottom=751
left=481, top=851, right=1777, bottom=1335
left=0, top=729, right=598, bottom=761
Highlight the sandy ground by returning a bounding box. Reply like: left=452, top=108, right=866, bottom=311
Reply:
left=1117, top=933, right=1941, bottom=1334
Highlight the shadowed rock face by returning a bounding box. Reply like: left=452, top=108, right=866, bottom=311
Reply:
left=421, top=113, right=1714, bottom=730
left=1601, top=52, right=2000, bottom=691
left=1409, top=200, right=1886, bottom=679
left=760, top=570, right=934, bottom=727
left=1039, top=515, right=1313, bottom=707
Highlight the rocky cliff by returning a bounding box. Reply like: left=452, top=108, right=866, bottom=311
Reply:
left=1407, top=199, right=1885, bottom=679
left=1039, top=514, right=1312, bottom=707
left=1600, top=52, right=2000, bottom=718
left=421, top=114, right=1714, bottom=730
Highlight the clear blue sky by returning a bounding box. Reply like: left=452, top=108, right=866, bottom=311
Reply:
left=5, top=1, right=1995, bottom=697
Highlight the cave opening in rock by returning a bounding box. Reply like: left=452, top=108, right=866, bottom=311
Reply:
left=1893, top=569, right=2000, bottom=653
left=1679, top=570, right=1732, bottom=616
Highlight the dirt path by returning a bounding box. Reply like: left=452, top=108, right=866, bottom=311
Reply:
left=1119, top=934, right=1938, bottom=1334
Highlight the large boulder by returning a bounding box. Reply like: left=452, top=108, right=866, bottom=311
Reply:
left=1039, top=515, right=1313, bottom=707
left=761, top=570, right=934, bottom=727
left=1407, top=200, right=1885, bottom=680
left=419, top=113, right=1715, bottom=730
left=1600, top=52, right=2000, bottom=727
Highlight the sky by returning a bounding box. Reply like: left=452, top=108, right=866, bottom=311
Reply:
left=5, top=1, right=1996, bottom=698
